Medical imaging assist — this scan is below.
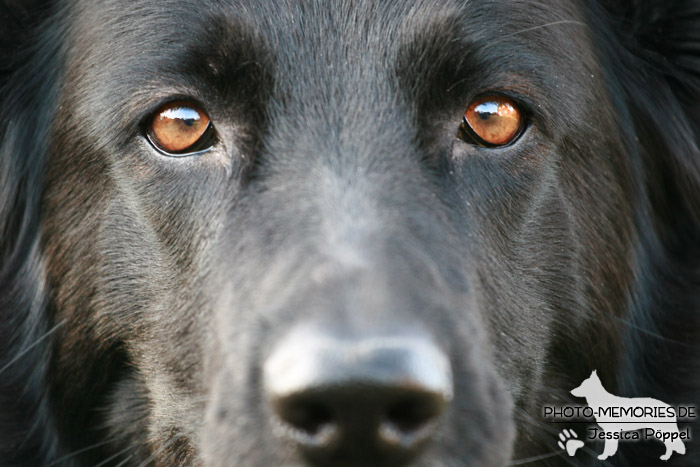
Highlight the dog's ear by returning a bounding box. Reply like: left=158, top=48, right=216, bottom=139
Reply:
left=593, top=0, right=700, bottom=219
left=1, top=0, right=58, bottom=259
left=594, top=0, right=700, bottom=402
left=0, top=2, right=64, bottom=463
left=601, top=0, right=700, bottom=133
left=0, top=1, right=53, bottom=91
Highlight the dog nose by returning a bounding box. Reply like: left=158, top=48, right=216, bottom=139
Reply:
left=263, top=327, right=453, bottom=465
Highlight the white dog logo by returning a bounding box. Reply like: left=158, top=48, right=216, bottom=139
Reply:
left=571, top=370, right=686, bottom=461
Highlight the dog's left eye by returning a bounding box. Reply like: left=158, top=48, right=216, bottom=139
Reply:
left=147, top=101, right=215, bottom=155
left=457, top=95, right=524, bottom=147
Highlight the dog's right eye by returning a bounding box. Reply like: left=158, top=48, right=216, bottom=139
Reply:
left=457, top=95, right=524, bottom=148
left=147, top=101, right=215, bottom=156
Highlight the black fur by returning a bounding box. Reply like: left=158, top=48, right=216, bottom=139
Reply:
left=1, top=0, right=699, bottom=465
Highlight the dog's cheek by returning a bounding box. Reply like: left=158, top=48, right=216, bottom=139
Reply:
left=43, top=138, right=219, bottom=460
left=96, top=194, right=221, bottom=450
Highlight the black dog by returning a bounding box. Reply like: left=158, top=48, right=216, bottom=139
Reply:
left=1, top=0, right=699, bottom=466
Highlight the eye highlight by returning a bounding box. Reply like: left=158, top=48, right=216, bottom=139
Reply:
left=147, top=101, right=214, bottom=155
left=457, top=95, right=524, bottom=147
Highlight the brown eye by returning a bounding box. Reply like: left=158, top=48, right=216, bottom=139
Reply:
left=459, top=95, right=524, bottom=147
left=148, top=101, right=213, bottom=155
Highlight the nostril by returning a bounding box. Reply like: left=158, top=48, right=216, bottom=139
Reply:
left=385, top=395, right=443, bottom=433
left=273, top=396, right=340, bottom=448
left=277, top=398, right=333, bottom=435
left=380, top=393, right=446, bottom=447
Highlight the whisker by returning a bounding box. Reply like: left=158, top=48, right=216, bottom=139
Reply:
left=607, top=314, right=687, bottom=345
left=513, top=407, right=561, bottom=436
left=446, top=20, right=588, bottom=94
left=512, top=407, right=617, bottom=467
left=47, top=438, right=117, bottom=466
left=93, top=445, right=136, bottom=467
left=0, top=320, right=65, bottom=375
left=136, top=434, right=185, bottom=467
left=113, top=453, right=136, bottom=467
left=509, top=450, right=561, bottom=465
left=497, top=20, right=588, bottom=42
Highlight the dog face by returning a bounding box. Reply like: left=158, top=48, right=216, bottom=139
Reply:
left=1, top=0, right=699, bottom=466
left=41, top=1, right=629, bottom=463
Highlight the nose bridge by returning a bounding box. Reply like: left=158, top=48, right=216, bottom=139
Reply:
left=284, top=138, right=434, bottom=276
left=258, top=15, right=439, bottom=275
left=280, top=163, right=460, bottom=333
left=224, top=125, right=458, bottom=334
left=312, top=181, right=405, bottom=287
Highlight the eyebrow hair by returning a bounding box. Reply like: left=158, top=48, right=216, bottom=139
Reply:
left=173, top=12, right=272, bottom=94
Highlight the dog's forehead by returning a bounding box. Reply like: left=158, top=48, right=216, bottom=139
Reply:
left=68, top=0, right=584, bottom=69
left=63, top=0, right=596, bottom=151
